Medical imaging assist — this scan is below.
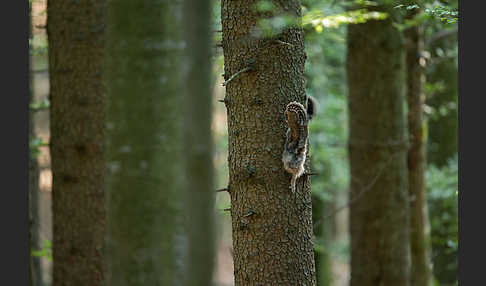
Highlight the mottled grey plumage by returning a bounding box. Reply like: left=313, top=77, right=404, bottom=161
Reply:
left=282, top=101, right=309, bottom=193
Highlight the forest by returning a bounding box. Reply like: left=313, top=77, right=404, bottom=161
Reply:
left=28, top=0, right=458, bottom=285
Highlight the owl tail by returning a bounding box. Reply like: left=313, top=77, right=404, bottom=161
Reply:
left=290, top=175, right=297, bottom=193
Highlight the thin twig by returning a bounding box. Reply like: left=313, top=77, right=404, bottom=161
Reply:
left=273, top=40, right=294, bottom=47
left=242, top=210, right=256, bottom=218
left=222, top=66, right=252, bottom=87
left=216, top=188, right=229, bottom=193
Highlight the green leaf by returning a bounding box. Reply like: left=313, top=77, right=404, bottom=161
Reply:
left=29, top=138, right=48, bottom=159
left=30, top=98, right=50, bottom=111
left=31, top=239, right=53, bottom=261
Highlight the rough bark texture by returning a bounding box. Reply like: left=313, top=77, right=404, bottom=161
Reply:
left=405, top=13, right=433, bottom=286
left=47, top=1, right=106, bottom=285
left=346, top=6, right=411, bottom=286
left=182, top=0, right=215, bottom=285
left=312, top=196, right=323, bottom=285
left=105, top=1, right=185, bottom=285
left=221, top=1, right=316, bottom=285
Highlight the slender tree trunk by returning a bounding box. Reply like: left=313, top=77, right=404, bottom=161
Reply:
left=105, top=1, right=186, bottom=285
left=29, top=79, right=38, bottom=286
left=405, top=11, right=433, bottom=286
left=29, top=116, right=42, bottom=285
left=346, top=5, right=411, bottom=286
left=182, top=0, right=215, bottom=285
left=47, top=1, right=106, bottom=285
left=29, top=3, right=41, bottom=285
left=221, top=1, right=316, bottom=285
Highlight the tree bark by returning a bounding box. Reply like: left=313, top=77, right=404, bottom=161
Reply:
left=347, top=5, right=411, bottom=286
left=405, top=11, right=433, bottom=286
left=47, top=0, right=106, bottom=285
left=105, top=1, right=186, bottom=285
left=221, top=1, right=316, bottom=285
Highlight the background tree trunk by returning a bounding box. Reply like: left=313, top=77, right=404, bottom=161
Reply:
left=181, top=0, right=216, bottom=285
left=29, top=2, right=41, bottom=285
left=346, top=5, right=411, bottom=286
left=221, top=1, right=316, bottom=285
left=47, top=1, right=106, bottom=285
left=405, top=11, right=434, bottom=286
left=105, top=1, right=186, bottom=285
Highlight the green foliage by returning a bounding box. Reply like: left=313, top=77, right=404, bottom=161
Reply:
left=424, top=5, right=458, bottom=24
left=354, top=0, right=379, bottom=6
left=31, top=32, right=49, bottom=59
left=309, top=92, right=349, bottom=202
left=30, top=137, right=48, bottom=159
left=255, top=0, right=390, bottom=37
left=303, top=1, right=350, bottom=270
left=394, top=4, right=420, bottom=10
left=426, top=155, right=458, bottom=285
left=30, top=98, right=50, bottom=111
left=423, top=81, right=457, bottom=120
left=303, top=8, right=388, bottom=31
left=210, top=0, right=457, bottom=283
left=304, top=3, right=348, bottom=196
left=394, top=1, right=458, bottom=25
left=31, top=240, right=52, bottom=262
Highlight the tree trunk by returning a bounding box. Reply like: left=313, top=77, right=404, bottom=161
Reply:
left=346, top=5, right=411, bottom=286
left=29, top=108, right=42, bottom=286
left=105, top=1, right=185, bottom=285
left=47, top=1, right=106, bottom=285
left=181, top=0, right=216, bottom=285
left=221, top=1, right=316, bottom=285
left=29, top=3, right=41, bottom=285
left=405, top=11, right=433, bottom=286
